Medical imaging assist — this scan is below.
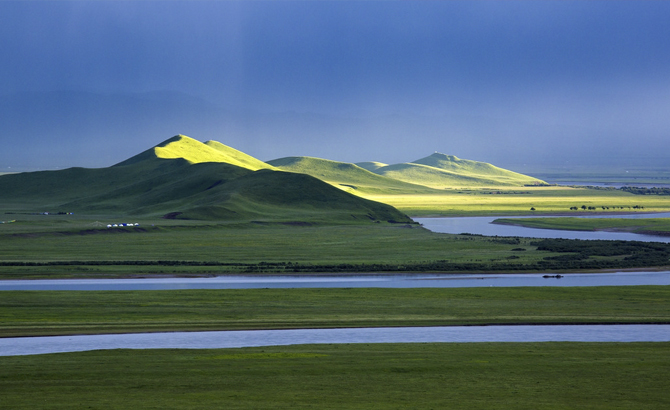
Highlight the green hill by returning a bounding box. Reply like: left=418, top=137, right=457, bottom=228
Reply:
left=115, top=134, right=274, bottom=171
left=0, top=136, right=411, bottom=224
left=355, top=161, right=388, bottom=172
left=370, top=153, right=545, bottom=188
left=0, top=136, right=543, bottom=221
left=271, top=153, right=544, bottom=192
left=203, top=140, right=274, bottom=171
left=267, top=157, right=433, bottom=195
left=413, top=153, right=543, bottom=183
left=175, top=169, right=411, bottom=223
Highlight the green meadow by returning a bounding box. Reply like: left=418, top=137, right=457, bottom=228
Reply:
left=4, top=216, right=670, bottom=278
left=0, top=218, right=538, bottom=273
left=2, top=286, right=670, bottom=337
left=364, top=185, right=670, bottom=216
left=1, top=343, right=669, bottom=409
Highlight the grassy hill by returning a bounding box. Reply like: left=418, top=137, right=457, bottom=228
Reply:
left=0, top=135, right=547, bottom=221
left=355, top=161, right=388, bottom=172
left=115, top=134, right=274, bottom=171
left=271, top=152, right=545, bottom=192
left=176, top=169, right=411, bottom=223
left=371, top=153, right=545, bottom=188
left=267, top=156, right=433, bottom=195
left=0, top=136, right=411, bottom=224
left=414, top=153, right=544, bottom=184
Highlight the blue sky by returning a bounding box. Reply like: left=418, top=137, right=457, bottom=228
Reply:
left=1, top=1, right=669, bottom=172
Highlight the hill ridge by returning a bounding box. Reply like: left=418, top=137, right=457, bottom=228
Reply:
left=115, top=135, right=273, bottom=171
left=272, top=152, right=544, bottom=190
left=0, top=135, right=544, bottom=222
left=0, top=135, right=411, bottom=223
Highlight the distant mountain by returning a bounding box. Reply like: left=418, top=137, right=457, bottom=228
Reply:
left=369, top=153, right=545, bottom=188
left=272, top=152, right=545, bottom=190
left=0, top=135, right=412, bottom=224
left=0, top=135, right=544, bottom=223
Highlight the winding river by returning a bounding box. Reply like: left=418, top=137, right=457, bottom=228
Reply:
left=1, top=271, right=670, bottom=291
left=414, top=212, right=670, bottom=242
left=3, top=213, right=670, bottom=356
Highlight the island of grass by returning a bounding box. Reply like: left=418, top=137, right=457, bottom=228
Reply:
left=2, top=286, right=670, bottom=337
left=494, top=217, right=670, bottom=236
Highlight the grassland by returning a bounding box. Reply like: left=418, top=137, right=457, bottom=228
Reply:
left=495, top=217, right=670, bottom=235
left=2, top=286, right=669, bottom=337
left=0, top=216, right=519, bottom=264
left=1, top=343, right=669, bottom=409
left=3, top=212, right=670, bottom=278
left=364, top=185, right=670, bottom=216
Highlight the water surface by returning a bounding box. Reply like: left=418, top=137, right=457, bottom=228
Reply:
left=415, top=212, right=670, bottom=242
left=1, top=271, right=669, bottom=291
left=2, top=325, right=668, bottom=356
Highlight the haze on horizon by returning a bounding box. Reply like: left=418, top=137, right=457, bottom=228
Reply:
left=1, top=1, right=669, bottom=173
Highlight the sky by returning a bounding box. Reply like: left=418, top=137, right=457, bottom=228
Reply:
left=1, top=1, right=669, bottom=173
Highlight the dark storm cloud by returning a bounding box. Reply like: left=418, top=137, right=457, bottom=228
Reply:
left=1, top=1, right=669, bottom=171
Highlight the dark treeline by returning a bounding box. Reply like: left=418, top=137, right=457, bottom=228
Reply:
left=564, top=184, right=670, bottom=196
left=620, top=186, right=670, bottom=195
left=533, top=238, right=670, bottom=267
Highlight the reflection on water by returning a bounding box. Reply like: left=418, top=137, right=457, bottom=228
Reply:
left=415, top=213, right=670, bottom=242
left=2, top=324, right=669, bottom=356
left=1, top=271, right=669, bottom=291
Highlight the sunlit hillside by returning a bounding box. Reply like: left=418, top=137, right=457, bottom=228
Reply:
left=267, top=156, right=433, bottom=195
left=272, top=153, right=545, bottom=191
left=116, top=135, right=274, bottom=171
left=412, top=153, right=545, bottom=185
left=370, top=153, right=545, bottom=189
left=0, top=136, right=411, bottom=223
left=355, top=161, right=388, bottom=172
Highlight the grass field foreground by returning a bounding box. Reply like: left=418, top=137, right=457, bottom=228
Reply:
left=1, top=343, right=668, bottom=409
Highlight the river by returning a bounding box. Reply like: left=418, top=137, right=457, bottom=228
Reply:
left=2, top=324, right=669, bottom=356
left=1, top=271, right=669, bottom=290
left=414, top=212, right=670, bottom=242
left=3, top=213, right=669, bottom=356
